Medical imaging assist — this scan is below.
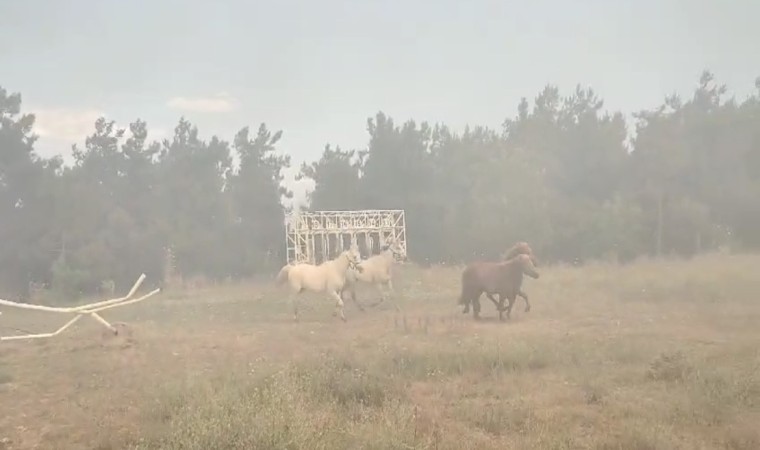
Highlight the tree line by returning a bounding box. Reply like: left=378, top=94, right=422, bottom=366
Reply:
left=1, top=70, right=759, bottom=299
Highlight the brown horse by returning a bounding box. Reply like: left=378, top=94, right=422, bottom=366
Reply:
left=461, top=241, right=539, bottom=315
left=457, top=253, right=540, bottom=321
left=499, top=241, right=538, bottom=311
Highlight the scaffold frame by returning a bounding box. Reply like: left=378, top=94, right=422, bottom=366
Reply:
left=285, top=209, right=407, bottom=265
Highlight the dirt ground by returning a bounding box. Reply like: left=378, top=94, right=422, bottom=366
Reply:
left=1, top=253, right=759, bottom=449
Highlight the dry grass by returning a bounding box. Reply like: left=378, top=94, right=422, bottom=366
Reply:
left=1, top=252, right=760, bottom=449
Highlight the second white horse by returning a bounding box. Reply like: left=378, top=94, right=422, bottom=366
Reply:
left=342, top=238, right=405, bottom=312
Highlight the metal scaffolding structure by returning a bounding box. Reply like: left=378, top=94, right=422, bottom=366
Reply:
left=285, top=209, right=407, bottom=265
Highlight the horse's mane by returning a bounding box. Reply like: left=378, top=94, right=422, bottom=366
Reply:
left=503, top=242, right=532, bottom=258
left=497, top=253, right=531, bottom=269
left=319, top=250, right=352, bottom=266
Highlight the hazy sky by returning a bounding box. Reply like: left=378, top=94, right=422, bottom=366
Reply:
left=1, top=0, right=758, bottom=203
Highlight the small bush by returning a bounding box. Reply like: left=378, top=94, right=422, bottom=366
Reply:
left=50, top=257, right=92, bottom=301
left=456, top=400, right=537, bottom=436
left=293, top=352, right=395, bottom=408
left=581, top=382, right=606, bottom=405
left=647, top=351, right=692, bottom=382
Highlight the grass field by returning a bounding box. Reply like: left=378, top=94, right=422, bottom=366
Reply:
left=1, top=253, right=759, bottom=449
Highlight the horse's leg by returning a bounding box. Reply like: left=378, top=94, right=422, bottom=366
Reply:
left=367, top=280, right=386, bottom=307
left=384, top=279, right=401, bottom=312
left=519, top=289, right=531, bottom=312
left=486, top=293, right=500, bottom=310
left=351, top=285, right=365, bottom=312
left=497, top=294, right=506, bottom=321
left=460, top=283, right=471, bottom=314
left=291, top=292, right=300, bottom=322
left=330, top=290, right=347, bottom=322
left=505, top=294, right=517, bottom=319
left=362, top=277, right=400, bottom=311
left=472, top=293, right=482, bottom=320
left=344, top=283, right=365, bottom=312
left=286, top=276, right=302, bottom=322
left=371, top=277, right=393, bottom=307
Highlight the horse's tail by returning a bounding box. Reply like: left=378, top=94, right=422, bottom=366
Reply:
left=275, top=264, right=291, bottom=285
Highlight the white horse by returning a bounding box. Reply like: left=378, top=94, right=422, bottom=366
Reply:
left=275, top=247, right=362, bottom=322
left=342, top=238, right=405, bottom=312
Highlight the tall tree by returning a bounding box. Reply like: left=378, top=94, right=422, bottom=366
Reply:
left=155, top=118, right=233, bottom=279
left=51, top=117, right=164, bottom=295
left=426, top=125, right=553, bottom=262
left=360, top=112, right=437, bottom=261
left=629, top=71, right=755, bottom=255
left=227, top=123, right=292, bottom=275
left=0, top=87, right=60, bottom=297
left=296, top=144, right=364, bottom=211
left=503, top=85, right=636, bottom=261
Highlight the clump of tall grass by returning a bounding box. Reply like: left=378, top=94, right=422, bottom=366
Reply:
left=646, top=349, right=760, bottom=427
left=382, top=339, right=555, bottom=380
left=129, top=339, right=563, bottom=449
left=130, top=353, right=417, bottom=449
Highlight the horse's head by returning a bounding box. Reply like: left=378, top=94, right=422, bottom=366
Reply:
left=504, top=241, right=539, bottom=267
left=344, top=247, right=363, bottom=273
left=381, top=238, right=406, bottom=261
left=516, top=253, right=540, bottom=279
